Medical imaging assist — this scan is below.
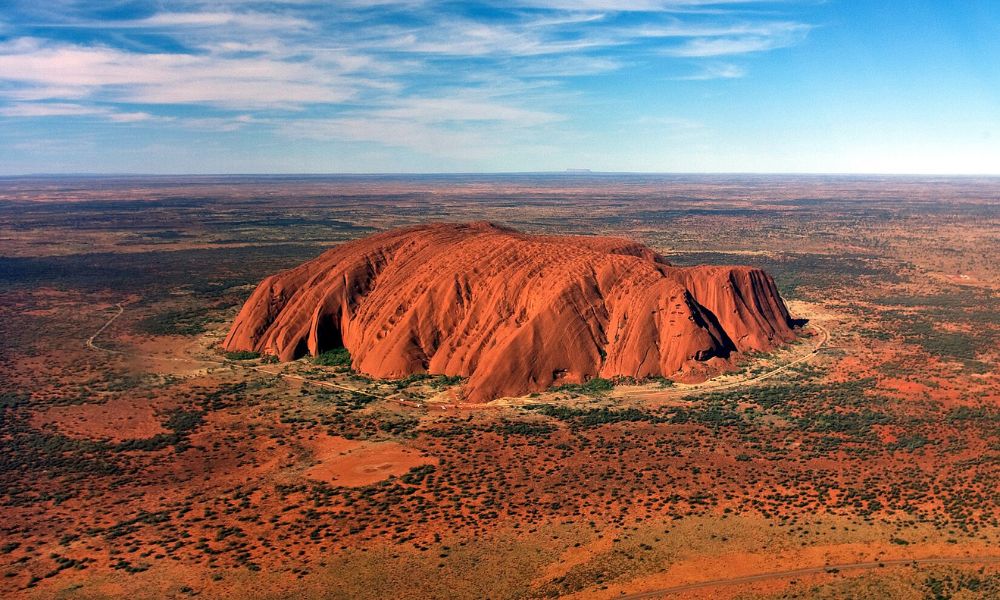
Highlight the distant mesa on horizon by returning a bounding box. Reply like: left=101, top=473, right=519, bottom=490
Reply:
left=565, top=168, right=592, bottom=173
left=224, top=222, right=799, bottom=402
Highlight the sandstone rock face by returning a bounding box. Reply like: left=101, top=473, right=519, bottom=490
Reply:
left=224, top=222, right=798, bottom=402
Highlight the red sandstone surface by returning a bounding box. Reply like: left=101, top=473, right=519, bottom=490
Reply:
left=223, top=222, right=797, bottom=401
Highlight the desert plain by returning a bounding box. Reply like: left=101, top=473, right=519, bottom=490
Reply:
left=1, top=173, right=998, bottom=599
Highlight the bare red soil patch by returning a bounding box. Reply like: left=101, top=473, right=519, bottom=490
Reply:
left=303, top=434, right=436, bottom=487
left=30, top=396, right=171, bottom=442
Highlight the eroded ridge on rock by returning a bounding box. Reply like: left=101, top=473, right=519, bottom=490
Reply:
left=224, top=222, right=798, bottom=402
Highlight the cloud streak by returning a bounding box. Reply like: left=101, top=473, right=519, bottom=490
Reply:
left=0, top=101, right=158, bottom=122
left=663, top=23, right=811, bottom=57
left=0, top=37, right=368, bottom=108
left=0, top=0, right=815, bottom=161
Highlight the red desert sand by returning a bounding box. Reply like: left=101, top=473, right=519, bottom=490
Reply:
left=224, top=222, right=798, bottom=401
left=303, top=434, right=436, bottom=487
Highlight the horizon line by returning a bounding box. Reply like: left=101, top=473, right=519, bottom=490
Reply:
left=2, top=170, right=1000, bottom=178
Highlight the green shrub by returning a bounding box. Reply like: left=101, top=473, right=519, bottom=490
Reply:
left=314, top=348, right=351, bottom=367
left=553, top=377, right=614, bottom=395
left=138, top=307, right=213, bottom=336
left=224, top=350, right=260, bottom=361
left=164, top=410, right=204, bottom=434
left=529, top=405, right=661, bottom=427
left=430, top=375, right=463, bottom=388
left=496, top=421, right=556, bottom=436
left=1, top=542, right=19, bottom=554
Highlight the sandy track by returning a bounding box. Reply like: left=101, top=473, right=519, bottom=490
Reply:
left=618, top=555, right=1000, bottom=599
left=678, top=321, right=830, bottom=394
left=85, top=302, right=124, bottom=353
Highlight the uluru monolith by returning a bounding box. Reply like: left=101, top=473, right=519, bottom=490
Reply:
left=224, top=222, right=798, bottom=402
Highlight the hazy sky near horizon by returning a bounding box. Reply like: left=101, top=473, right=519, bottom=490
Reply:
left=0, top=0, right=997, bottom=174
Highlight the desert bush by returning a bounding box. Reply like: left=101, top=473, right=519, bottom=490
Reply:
left=314, top=348, right=351, bottom=367
left=553, top=377, right=614, bottom=395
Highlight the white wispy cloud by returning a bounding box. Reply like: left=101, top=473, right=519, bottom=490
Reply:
left=0, top=0, right=815, bottom=159
left=0, top=101, right=159, bottom=122
left=0, top=38, right=368, bottom=108
left=134, top=11, right=313, bottom=30
left=373, top=97, right=562, bottom=125
left=676, top=62, right=747, bottom=79
left=107, top=111, right=158, bottom=122
left=277, top=92, right=565, bottom=159
left=177, top=114, right=260, bottom=132
left=633, top=20, right=809, bottom=39
left=0, top=102, right=102, bottom=117
left=281, top=116, right=545, bottom=160
left=513, top=55, right=624, bottom=76
left=363, top=19, right=612, bottom=58
left=504, top=0, right=761, bottom=11
left=663, top=22, right=811, bottom=57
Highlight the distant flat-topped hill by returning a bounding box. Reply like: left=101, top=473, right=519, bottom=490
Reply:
left=224, top=222, right=798, bottom=402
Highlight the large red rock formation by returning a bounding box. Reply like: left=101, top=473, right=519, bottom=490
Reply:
left=224, top=222, right=798, bottom=402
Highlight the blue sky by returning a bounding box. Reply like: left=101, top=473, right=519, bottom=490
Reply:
left=0, top=0, right=997, bottom=174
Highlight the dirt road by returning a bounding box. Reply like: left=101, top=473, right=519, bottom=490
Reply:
left=618, top=555, right=1000, bottom=599
left=85, top=302, right=124, bottom=353
left=678, top=321, right=830, bottom=394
